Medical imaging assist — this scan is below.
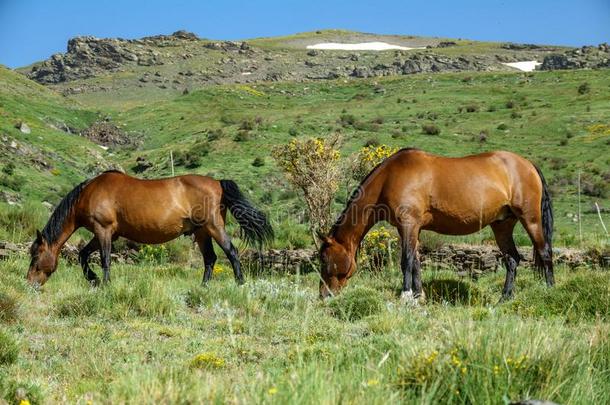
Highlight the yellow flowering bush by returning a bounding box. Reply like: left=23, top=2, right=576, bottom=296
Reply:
left=585, top=123, right=610, bottom=141
left=190, top=352, right=225, bottom=369
left=273, top=135, right=342, bottom=235
left=237, top=85, right=266, bottom=97
left=352, top=144, right=398, bottom=181
left=360, top=226, right=398, bottom=272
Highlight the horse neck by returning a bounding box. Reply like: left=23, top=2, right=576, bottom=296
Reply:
left=48, top=214, right=77, bottom=257
left=333, top=177, right=385, bottom=257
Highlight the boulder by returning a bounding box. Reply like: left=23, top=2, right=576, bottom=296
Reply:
left=15, top=122, right=31, bottom=134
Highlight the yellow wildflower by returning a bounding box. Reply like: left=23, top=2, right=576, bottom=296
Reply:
left=268, top=387, right=278, bottom=395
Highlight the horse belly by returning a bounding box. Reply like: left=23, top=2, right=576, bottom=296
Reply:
left=425, top=196, right=511, bottom=235
left=115, top=206, right=193, bottom=244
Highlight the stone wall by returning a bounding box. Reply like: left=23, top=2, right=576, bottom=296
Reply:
left=2, top=241, right=607, bottom=275
left=241, top=244, right=609, bottom=275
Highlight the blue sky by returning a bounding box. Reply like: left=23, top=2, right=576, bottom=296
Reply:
left=0, top=0, right=608, bottom=68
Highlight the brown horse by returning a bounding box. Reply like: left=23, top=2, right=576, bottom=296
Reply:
left=27, top=171, right=273, bottom=287
left=318, top=148, right=553, bottom=301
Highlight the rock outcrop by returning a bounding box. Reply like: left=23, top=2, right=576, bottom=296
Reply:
left=540, top=43, right=610, bottom=70
left=27, top=31, right=199, bottom=84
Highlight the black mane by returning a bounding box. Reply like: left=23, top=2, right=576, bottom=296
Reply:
left=330, top=147, right=418, bottom=236
left=40, top=179, right=91, bottom=244
left=39, top=170, right=122, bottom=244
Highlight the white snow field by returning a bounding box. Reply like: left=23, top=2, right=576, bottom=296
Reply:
left=306, top=42, right=425, bottom=51
left=501, top=61, right=542, bottom=72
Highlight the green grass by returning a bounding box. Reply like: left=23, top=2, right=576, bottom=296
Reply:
left=1, top=255, right=609, bottom=403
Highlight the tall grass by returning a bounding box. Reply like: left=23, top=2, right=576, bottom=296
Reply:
left=0, top=256, right=609, bottom=403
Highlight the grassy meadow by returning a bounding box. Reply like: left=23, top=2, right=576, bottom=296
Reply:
left=1, top=39, right=609, bottom=404
left=1, top=254, right=610, bottom=404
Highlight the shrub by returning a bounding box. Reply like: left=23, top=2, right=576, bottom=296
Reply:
left=581, top=176, right=608, bottom=198
left=424, top=278, right=487, bottom=305
left=0, top=174, right=25, bottom=191
left=497, top=123, right=508, bottom=130
left=173, top=142, right=210, bottom=169
left=559, top=139, right=568, bottom=146
left=578, top=82, right=590, bottom=95
left=506, top=100, right=515, bottom=109
left=351, top=144, right=398, bottom=181
left=328, top=287, right=384, bottom=321
left=363, top=138, right=380, bottom=147
left=252, top=157, right=265, bottom=167
left=273, top=135, right=342, bottom=235
left=360, top=226, right=398, bottom=271
left=1, top=163, right=15, bottom=176
left=239, top=119, right=254, bottom=131
left=465, top=104, right=478, bottom=113
left=371, top=116, right=384, bottom=125
left=0, top=329, right=18, bottom=365
left=288, top=127, right=298, bottom=136
left=190, top=352, right=225, bottom=369
left=233, top=130, right=251, bottom=142
left=422, top=124, right=440, bottom=135
left=339, top=114, right=357, bottom=127
left=137, top=244, right=169, bottom=265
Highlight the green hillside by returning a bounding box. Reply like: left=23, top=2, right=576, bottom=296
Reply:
left=112, top=69, right=609, bottom=247
left=1, top=64, right=609, bottom=247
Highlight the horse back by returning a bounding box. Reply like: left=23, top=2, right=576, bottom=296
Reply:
left=381, top=150, right=541, bottom=233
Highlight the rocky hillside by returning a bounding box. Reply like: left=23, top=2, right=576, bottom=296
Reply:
left=20, top=30, right=569, bottom=100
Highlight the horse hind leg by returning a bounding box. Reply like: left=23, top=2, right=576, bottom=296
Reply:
left=519, top=215, right=554, bottom=287
left=205, top=222, right=244, bottom=285
left=79, top=237, right=100, bottom=286
left=491, top=218, right=520, bottom=300
left=194, top=230, right=217, bottom=284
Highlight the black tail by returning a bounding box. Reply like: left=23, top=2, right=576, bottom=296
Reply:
left=533, top=165, right=553, bottom=273
left=220, top=180, right=274, bottom=249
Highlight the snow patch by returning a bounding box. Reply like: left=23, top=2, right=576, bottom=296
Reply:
left=501, top=61, right=541, bottom=72
left=306, top=42, right=425, bottom=51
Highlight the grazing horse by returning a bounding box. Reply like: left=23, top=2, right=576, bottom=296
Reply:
left=318, top=148, right=553, bottom=301
left=27, top=171, right=273, bottom=288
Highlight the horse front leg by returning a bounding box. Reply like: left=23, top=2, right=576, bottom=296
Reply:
left=96, top=230, right=114, bottom=285
left=399, top=223, right=422, bottom=303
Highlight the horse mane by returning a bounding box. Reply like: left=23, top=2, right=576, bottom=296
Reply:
left=330, top=147, right=418, bottom=236
left=40, top=170, right=121, bottom=244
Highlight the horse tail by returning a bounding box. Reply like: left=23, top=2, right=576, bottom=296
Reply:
left=533, top=165, right=553, bottom=274
left=219, top=179, right=274, bottom=249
